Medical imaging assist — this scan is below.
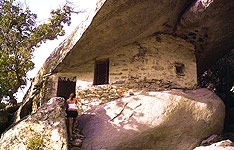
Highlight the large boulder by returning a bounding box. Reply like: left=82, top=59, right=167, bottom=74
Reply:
left=0, top=97, right=69, bottom=150
left=78, top=88, right=225, bottom=150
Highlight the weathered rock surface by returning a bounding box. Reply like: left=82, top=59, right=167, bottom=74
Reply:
left=78, top=88, right=225, bottom=150
left=177, top=0, right=234, bottom=74
left=199, top=134, right=223, bottom=146
left=194, top=140, right=234, bottom=150
left=0, top=97, right=68, bottom=150
left=68, top=128, right=85, bottom=150
left=55, top=0, right=234, bottom=75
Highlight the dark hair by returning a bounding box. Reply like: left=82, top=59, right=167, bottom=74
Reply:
left=69, top=93, right=75, bottom=99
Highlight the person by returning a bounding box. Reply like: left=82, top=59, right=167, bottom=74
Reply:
left=66, top=93, right=83, bottom=140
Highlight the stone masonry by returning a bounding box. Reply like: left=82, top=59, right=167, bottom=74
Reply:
left=53, top=34, right=196, bottom=99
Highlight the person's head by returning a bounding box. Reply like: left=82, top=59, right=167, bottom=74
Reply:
left=69, top=93, right=75, bottom=99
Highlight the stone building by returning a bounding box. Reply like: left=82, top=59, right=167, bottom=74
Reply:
left=1, top=0, right=234, bottom=149
left=17, top=0, right=234, bottom=120
left=56, top=34, right=196, bottom=95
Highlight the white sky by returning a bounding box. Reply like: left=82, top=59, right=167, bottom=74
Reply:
left=15, top=0, right=95, bottom=102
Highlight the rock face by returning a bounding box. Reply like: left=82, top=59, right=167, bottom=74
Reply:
left=177, top=0, right=234, bottom=74
left=194, top=140, right=234, bottom=150
left=0, top=97, right=68, bottom=150
left=78, top=88, right=225, bottom=150
left=55, top=0, right=234, bottom=75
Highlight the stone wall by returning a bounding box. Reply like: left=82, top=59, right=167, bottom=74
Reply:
left=109, top=34, right=197, bottom=89
left=50, top=34, right=197, bottom=111
left=0, top=97, right=68, bottom=150
left=77, top=85, right=134, bottom=111
left=62, top=34, right=196, bottom=90
left=57, top=34, right=196, bottom=88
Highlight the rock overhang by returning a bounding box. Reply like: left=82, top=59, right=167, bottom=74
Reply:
left=53, top=0, right=234, bottom=75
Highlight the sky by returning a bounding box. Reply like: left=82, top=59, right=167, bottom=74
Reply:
left=15, top=0, right=96, bottom=102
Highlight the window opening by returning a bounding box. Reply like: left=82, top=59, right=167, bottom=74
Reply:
left=94, top=59, right=109, bottom=85
left=175, top=63, right=185, bottom=76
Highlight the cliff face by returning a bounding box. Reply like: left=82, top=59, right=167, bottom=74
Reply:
left=55, top=0, right=234, bottom=75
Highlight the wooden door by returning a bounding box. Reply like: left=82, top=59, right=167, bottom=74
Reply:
left=94, top=59, right=109, bottom=85
left=57, top=77, right=76, bottom=100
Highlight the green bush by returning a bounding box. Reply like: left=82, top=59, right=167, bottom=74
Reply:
left=27, top=133, right=44, bottom=150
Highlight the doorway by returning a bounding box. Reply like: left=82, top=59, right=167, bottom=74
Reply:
left=57, top=77, right=76, bottom=100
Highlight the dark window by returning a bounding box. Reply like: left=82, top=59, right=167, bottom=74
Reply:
left=57, top=77, right=76, bottom=100
left=175, top=63, right=185, bottom=76
left=94, top=59, right=109, bottom=85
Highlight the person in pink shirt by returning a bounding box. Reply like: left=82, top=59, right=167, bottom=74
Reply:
left=66, top=93, right=83, bottom=140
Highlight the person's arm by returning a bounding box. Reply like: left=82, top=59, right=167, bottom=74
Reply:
left=76, top=98, right=84, bottom=111
left=65, top=99, right=68, bottom=111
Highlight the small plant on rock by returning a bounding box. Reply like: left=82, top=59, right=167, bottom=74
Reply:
left=27, top=132, right=44, bottom=150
